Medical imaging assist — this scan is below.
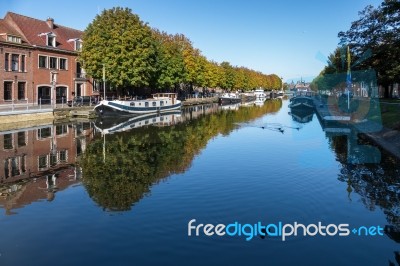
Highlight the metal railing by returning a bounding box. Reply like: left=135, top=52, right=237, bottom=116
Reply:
left=0, top=97, right=71, bottom=113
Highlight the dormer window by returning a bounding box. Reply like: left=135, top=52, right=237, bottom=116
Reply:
left=6, top=35, right=22, bottom=44
left=47, top=33, right=56, bottom=47
left=67, top=38, right=83, bottom=51
left=39, top=32, right=56, bottom=47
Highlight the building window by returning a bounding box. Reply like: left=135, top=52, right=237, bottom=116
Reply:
left=50, top=153, right=57, bottom=166
left=18, top=82, right=25, bottom=100
left=59, top=150, right=67, bottom=162
left=59, top=58, right=67, bottom=70
left=49, top=57, right=57, bottom=69
left=47, top=34, right=56, bottom=47
left=4, top=160, right=9, bottom=179
left=21, top=155, right=26, bottom=173
left=10, top=157, right=20, bottom=176
left=18, top=132, right=26, bottom=147
left=4, top=53, right=9, bottom=71
left=21, top=55, right=26, bottom=72
left=56, top=125, right=67, bottom=135
left=4, top=81, right=12, bottom=101
left=75, top=40, right=82, bottom=51
left=4, top=134, right=13, bottom=149
left=37, top=127, right=51, bottom=139
left=7, top=35, right=21, bottom=44
left=38, top=155, right=48, bottom=169
left=11, top=54, right=19, bottom=71
left=39, top=55, right=47, bottom=68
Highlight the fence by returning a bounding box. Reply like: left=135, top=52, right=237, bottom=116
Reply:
left=0, top=98, right=70, bottom=114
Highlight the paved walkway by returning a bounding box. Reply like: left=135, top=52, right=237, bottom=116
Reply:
left=314, top=96, right=400, bottom=159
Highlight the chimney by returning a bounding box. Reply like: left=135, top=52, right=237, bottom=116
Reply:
left=46, top=17, right=54, bottom=29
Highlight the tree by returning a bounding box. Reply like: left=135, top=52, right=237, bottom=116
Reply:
left=220, top=62, right=236, bottom=90
left=152, top=30, right=185, bottom=91
left=338, top=1, right=400, bottom=98
left=80, top=7, right=157, bottom=92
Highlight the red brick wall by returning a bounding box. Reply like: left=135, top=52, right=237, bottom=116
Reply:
left=0, top=43, right=34, bottom=104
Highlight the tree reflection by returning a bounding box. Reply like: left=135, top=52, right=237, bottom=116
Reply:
left=329, top=132, right=400, bottom=233
left=81, top=100, right=282, bottom=211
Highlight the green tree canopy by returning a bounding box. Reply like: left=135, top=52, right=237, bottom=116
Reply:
left=80, top=7, right=157, bottom=90
left=337, top=1, right=400, bottom=97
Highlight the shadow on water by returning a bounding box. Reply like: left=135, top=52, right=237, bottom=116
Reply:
left=80, top=99, right=282, bottom=212
left=322, top=121, right=400, bottom=265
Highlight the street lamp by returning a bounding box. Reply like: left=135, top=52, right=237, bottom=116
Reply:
left=50, top=71, right=58, bottom=109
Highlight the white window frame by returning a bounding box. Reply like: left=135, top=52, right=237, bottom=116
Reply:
left=47, top=33, right=56, bottom=47
left=38, top=54, right=48, bottom=68
left=49, top=56, right=58, bottom=69
left=59, top=58, right=68, bottom=70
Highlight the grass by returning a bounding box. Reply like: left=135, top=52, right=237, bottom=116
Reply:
left=380, top=100, right=400, bottom=130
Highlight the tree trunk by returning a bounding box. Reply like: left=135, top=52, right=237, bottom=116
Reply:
left=389, top=84, right=394, bottom=98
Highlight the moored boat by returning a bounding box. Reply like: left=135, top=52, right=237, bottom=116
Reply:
left=254, top=89, right=267, bottom=98
left=289, top=91, right=314, bottom=111
left=94, top=93, right=181, bottom=116
left=218, top=93, right=241, bottom=105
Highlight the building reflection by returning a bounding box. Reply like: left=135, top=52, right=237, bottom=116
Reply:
left=0, top=122, right=94, bottom=214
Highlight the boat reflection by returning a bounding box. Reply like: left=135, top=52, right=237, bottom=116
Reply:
left=95, top=110, right=183, bottom=135
left=289, top=109, right=314, bottom=123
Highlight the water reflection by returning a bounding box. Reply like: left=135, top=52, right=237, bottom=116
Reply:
left=81, top=100, right=283, bottom=211
left=289, top=109, right=315, bottom=124
left=0, top=122, right=94, bottom=214
left=319, top=116, right=400, bottom=264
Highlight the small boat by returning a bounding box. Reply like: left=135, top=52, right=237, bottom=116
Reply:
left=254, top=89, right=267, bottom=98
left=94, top=110, right=182, bottom=134
left=289, top=91, right=314, bottom=111
left=219, top=93, right=241, bottom=105
left=94, top=93, right=181, bottom=116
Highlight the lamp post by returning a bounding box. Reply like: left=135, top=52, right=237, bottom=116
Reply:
left=103, top=64, right=106, bottom=101
left=50, top=71, right=58, bottom=109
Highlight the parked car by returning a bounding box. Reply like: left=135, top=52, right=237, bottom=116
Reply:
left=67, top=96, right=96, bottom=107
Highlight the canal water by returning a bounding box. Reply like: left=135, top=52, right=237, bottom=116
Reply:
left=0, top=99, right=399, bottom=266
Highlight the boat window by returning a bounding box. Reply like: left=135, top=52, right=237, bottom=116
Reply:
left=152, top=102, right=156, bottom=107
left=139, top=103, right=141, bottom=106
left=130, top=102, right=135, bottom=106
left=145, top=102, right=149, bottom=107
left=160, top=101, right=164, bottom=106
left=153, top=118, right=156, bottom=122
left=145, top=120, right=149, bottom=124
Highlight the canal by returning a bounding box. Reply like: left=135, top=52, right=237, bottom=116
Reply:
left=0, top=98, right=399, bottom=266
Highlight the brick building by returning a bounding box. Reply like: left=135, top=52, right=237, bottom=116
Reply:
left=0, top=12, right=97, bottom=105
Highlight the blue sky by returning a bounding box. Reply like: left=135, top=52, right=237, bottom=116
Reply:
left=2, top=0, right=382, bottom=82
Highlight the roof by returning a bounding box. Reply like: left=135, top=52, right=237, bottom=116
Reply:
left=0, top=18, right=29, bottom=44
left=4, top=12, right=83, bottom=52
